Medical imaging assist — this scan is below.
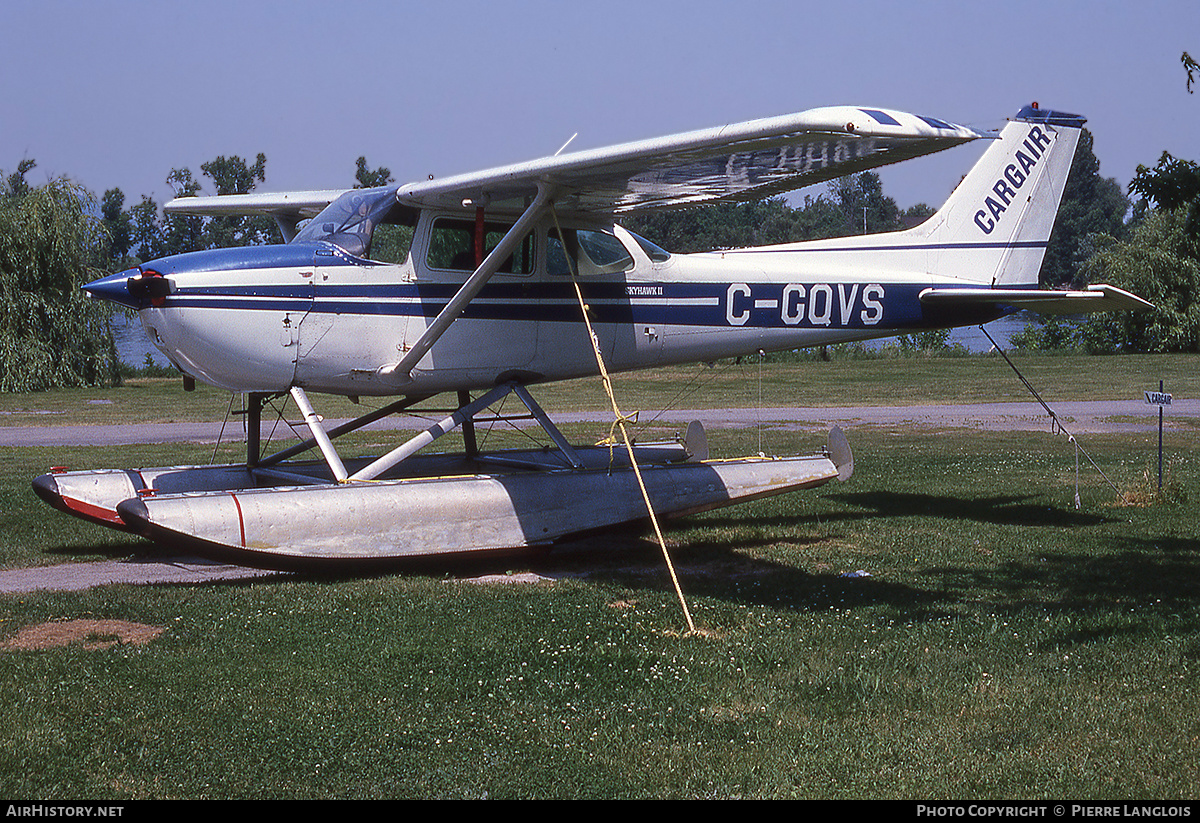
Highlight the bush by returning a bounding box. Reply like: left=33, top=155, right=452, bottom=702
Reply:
left=0, top=178, right=121, bottom=391
left=1010, top=316, right=1084, bottom=352
left=1076, top=208, right=1200, bottom=353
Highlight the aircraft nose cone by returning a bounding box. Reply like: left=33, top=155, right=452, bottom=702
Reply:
left=83, top=269, right=141, bottom=309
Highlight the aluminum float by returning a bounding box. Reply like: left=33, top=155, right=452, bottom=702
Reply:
left=122, top=440, right=848, bottom=569
left=34, top=413, right=852, bottom=571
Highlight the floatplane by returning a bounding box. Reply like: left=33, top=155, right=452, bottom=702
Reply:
left=34, top=103, right=1150, bottom=571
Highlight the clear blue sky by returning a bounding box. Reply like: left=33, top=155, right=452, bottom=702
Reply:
left=3, top=0, right=1197, bottom=216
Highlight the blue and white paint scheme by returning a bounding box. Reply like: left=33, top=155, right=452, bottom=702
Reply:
left=83, top=103, right=1147, bottom=399
left=39, top=103, right=1151, bottom=569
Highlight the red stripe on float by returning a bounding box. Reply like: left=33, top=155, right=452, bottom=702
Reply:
left=229, top=493, right=246, bottom=548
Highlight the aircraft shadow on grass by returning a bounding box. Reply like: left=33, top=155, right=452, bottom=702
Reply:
left=937, top=536, right=1200, bottom=609
left=823, top=490, right=1109, bottom=528
left=37, top=496, right=1198, bottom=638
left=535, top=527, right=954, bottom=618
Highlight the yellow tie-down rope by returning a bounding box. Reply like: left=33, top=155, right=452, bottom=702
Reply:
left=552, top=210, right=696, bottom=633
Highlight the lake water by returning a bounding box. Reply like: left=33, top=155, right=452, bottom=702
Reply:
left=112, top=312, right=172, bottom=368
left=111, top=311, right=1035, bottom=368
left=898, top=312, right=1034, bottom=353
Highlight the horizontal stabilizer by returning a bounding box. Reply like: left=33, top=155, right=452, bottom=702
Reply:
left=163, top=189, right=349, bottom=242
left=163, top=189, right=346, bottom=218
left=919, top=285, right=1154, bottom=315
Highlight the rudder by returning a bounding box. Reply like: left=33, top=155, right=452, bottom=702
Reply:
left=913, top=104, right=1085, bottom=287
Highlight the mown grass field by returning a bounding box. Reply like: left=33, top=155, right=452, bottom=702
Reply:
left=2, top=351, right=1198, bottom=427
left=0, top=354, right=1195, bottom=799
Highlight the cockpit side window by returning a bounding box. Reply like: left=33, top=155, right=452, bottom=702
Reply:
left=426, top=217, right=534, bottom=275
left=547, top=227, right=635, bottom=276
left=369, top=207, right=419, bottom=263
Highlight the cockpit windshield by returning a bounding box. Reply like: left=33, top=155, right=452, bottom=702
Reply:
left=292, top=186, right=400, bottom=256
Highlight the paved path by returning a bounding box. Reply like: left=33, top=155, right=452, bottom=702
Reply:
left=0, top=556, right=285, bottom=594
left=1, top=399, right=1196, bottom=447
left=572, top=399, right=1199, bottom=435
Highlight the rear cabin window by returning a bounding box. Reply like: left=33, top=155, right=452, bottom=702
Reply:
left=629, top=231, right=671, bottom=263
left=548, top=228, right=634, bottom=276
left=426, top=217, right=534, bottom=274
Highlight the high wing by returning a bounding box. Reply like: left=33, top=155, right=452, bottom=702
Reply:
left=163, top=106, right=988, bottom=225
left=394, top=105, right=988, bottom=215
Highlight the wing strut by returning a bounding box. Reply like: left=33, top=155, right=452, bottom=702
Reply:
left=380, top=182, right=555, bottom=383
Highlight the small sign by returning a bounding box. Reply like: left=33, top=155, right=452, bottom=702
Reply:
left=1145, top=391, right=1172, bottom=406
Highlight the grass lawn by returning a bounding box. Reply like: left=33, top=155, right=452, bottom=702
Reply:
left=0, top=354, right=1196, bottom=798
left=1, top=352, right=1197, bottom=427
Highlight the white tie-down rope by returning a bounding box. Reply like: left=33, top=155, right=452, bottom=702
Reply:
left=980, top=325, right=1129, bottom=507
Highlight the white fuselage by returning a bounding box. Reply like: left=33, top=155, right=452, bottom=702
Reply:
left=130, top=216, right=997, bottom=397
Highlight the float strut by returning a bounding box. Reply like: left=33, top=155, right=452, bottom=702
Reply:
left=348, top=383, right=515, bottom=483
left=289, top=386, right=349, bottom=483
left=459, top=390, right=478, bottom=458
left=246, top=392, right=266, bottom=468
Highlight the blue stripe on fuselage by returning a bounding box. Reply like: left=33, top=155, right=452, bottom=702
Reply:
left=157, top=280, right=1010, bottom=331
left=719, top=240, right=1049, bottom=255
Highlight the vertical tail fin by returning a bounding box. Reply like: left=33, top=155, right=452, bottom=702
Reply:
left=914, top=104, right=1085, bottom=287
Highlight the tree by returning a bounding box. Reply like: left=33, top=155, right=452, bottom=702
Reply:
left=116, top=153, right=284, bottom=264
left=1077, top=208, right=1200, bottom=352
left=1070, top=50, right=1200, bottom=353
left=788, top=193, right=845, bottom=241
left=1039, top=128, right=1130, bottom=288
left=626, top=198, right=797, bottom=253
left=100, top=188, right=133, bottom=266
left=199, top=154, right=278, bottom=248
left=1124, top=49, right=1200, bottom=241
left=625, top=172, right=916, bottom=254
left=1129, top=152, right=1200, bottom=241
left=4, top=158, right=36, bottom=198
left=826, top=171, right=905, bottom=236
left=161, top=167, right=205, bottom=256
left=130, top=194, right=165, bottom=263
left=355, top=157, right=394, bottom=188
left=901, top=203, right=936, bottom=228
left=202, top=153, right=266, bottom=197
left=0, top=170, right=120, bottom=391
